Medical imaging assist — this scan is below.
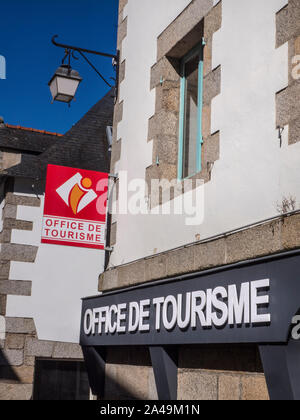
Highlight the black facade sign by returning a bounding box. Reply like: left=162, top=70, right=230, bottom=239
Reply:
left=80, top=251, right=300, bottom=400
left=80, top=252, right=300, bottom=347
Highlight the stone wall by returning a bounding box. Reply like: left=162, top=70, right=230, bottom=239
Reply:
left=102, top=345, right=269, bottom=401
left=0, top=181, right=83, bottom=400
left=108, top=0, right=128, bottom=248
left=104, top=347, right=157, bottom=400
left=276, top=0, right=300, bottom=145
left=109, top=0, right=222, bottom=242
left=99, top=211, right=300, bottom=291
left=147, top=0, right=221, bottom=206
left=177, top=345, right=269, bottom=400
left=99, top=209, right=300, bottom=400
left=99, top=0, right=300, bottom=401
left=0, top=153, right=21, bottom=172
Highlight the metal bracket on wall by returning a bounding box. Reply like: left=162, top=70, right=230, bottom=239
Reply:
left=51, top=35, right=120, bottom=100
left=104, top=246, right=114, bottom=253
left=277, top=126, right=285, bottom=148
left=207, top=161, right=214, bottom=179
left=109, top=173, right=119, bottom=182
left=31, top=179, right=41, bottom=200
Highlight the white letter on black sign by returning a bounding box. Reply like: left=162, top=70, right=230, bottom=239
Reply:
left=251, top=279, right=271, bottom=324
left=108, top=305, right=118, bottom=334
left=84, top=309, right=93, bottom=335
left=163, top=296, right=177, bottom=331
left=139, top=300, right=150, bottom=332
left=117, top=304, right=127, bottom=333
left=191, top=291, right=207, bottom=328
left=128, top=302, right=139, bottom=332
left=97, top=307, right=109, bottom=334
left=177, top=293, right=191, bottom=329
left=212, top=287, right=228, bottom=327
left=228, top=283, right=250, bottom=325
left=153, top=297, right=164, bottom=331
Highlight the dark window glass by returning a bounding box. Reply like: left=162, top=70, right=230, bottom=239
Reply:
left=33, top=359, right=90, bottom=400
left=178, top=44, right=203, bottom=180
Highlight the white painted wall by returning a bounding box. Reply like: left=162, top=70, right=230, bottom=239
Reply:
left=0, top=316, right=5, bottom=340
left=6, top=179, right=104, bottom=344
left=0, top=181, right=4, bottom=237
left=110, top=0, right=299, bottom=268
left=0, top=181, right=6, bottom=341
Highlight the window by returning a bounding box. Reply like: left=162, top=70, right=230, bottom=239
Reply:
left=178, top=42, right=204, bottom=180
left=33, top=359, right=90, bottom=400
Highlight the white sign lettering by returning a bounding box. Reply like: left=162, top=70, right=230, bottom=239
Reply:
left=83, top=279, right=271, bottom=336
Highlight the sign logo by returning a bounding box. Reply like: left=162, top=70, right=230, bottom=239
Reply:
left=56, top=173, right=97, bottom=215
left=42, top=165, right=108, bottom=250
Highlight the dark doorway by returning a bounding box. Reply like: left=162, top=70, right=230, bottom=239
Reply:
left=33, top=359, right=90, bottom=400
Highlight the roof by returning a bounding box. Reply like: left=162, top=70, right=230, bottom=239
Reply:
left=2, top=89, right=114, bottom=180
left=5, top=124, right=63, bottom=137
left=0, top=124, right=62, bottom=154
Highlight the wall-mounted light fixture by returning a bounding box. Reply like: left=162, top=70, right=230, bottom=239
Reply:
left=49, top=64, right=82, bottom=104
left=49, top=35, right=120, bottom=105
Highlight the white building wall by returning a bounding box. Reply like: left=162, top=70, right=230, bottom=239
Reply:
left=5, top=179, right=104, bottom=344
left=0, top=181, right=5, bottom=340
left=110, top=0, right=299, bottom=267
left=0, top=181, right=4, bottom=236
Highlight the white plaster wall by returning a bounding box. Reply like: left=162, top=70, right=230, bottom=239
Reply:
left=6, top=180, right=104, bottom=344
left=0, top=182, right=5, bottom=340
left=0, top=181, right=4, bottom=236
left=0, top=316, right=5, bottom=340
left=116, top=0, right=193, bottom=185
left=110, top=0, right=299, bottom=267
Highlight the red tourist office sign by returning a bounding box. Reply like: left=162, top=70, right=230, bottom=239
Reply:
left=42, top=164, right=108, bottom=250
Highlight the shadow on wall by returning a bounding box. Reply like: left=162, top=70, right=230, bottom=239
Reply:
left=100, top=345, right=264, bottom=400
left=86, top=346, right=155, bottom=400
left=102, top=372, right=145, bottom=401
left=0, top=349, right=20, bottom=382
left=178, top=344, right=264, bottom=372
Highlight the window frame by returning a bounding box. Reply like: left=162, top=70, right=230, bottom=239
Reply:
left=178, top=41, right=204, bottom=180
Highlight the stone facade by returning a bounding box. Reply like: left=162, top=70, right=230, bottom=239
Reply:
left=276, top=0, right=300, bottom=145
left=99, top=0, right=300, bottom=400
left=104, top=347, right=157, bottom=400
left=97, top=0, right=300, bottom=401
left=100, top=212, right=300, bottom=291
left=0, top=86, right=113, bottom=399
left=0, top=181, right=84, bottom=400
left=146, top=0, right=221, bottom=206
left=80, top=0, right=300, bottom=401
left=0, top=180, right=40, bottom=318
left=101, top=344, right=269, bottom=401
left=108, top=0, right=128, bottom=249
left=0, top=153, right=21, bottom=172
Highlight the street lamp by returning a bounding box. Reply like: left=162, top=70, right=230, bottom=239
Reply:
left=49, top=35, right=119, bottom=105
left=48, top=64, right=82, bottom=104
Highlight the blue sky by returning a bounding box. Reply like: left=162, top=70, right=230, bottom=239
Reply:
left=0, top=0, right=118, bottom=134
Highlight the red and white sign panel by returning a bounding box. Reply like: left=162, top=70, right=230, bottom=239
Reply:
left=42, top=165, right=108, bottom=250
